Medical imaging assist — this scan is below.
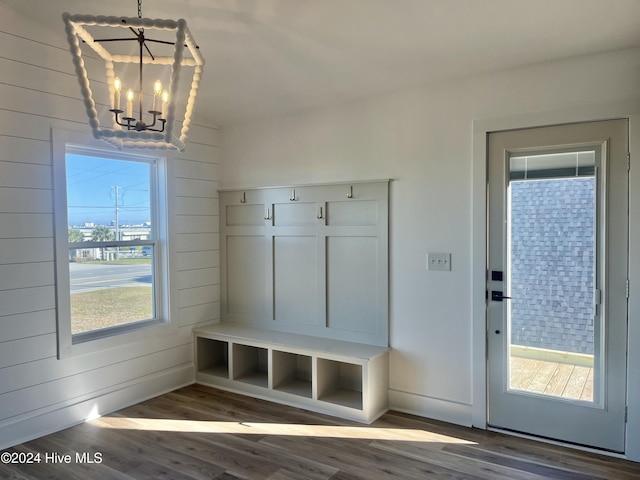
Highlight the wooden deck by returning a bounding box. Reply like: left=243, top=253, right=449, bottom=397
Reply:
left=510, top=355, right=594, bottom=401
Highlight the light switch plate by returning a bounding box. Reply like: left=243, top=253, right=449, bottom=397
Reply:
left=427, top=252, right=451, bottom=271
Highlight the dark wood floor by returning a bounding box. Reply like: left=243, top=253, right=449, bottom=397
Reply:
left=2, top=385, right=639, bottom=479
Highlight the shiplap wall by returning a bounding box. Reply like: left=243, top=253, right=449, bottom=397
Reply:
left=0, top=4, right=220, bottom=448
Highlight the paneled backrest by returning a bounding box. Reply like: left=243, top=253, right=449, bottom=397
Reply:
left=219, top=180, right=389, bottom=347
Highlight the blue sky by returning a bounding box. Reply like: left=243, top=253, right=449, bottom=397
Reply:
left=66, top=154, right=151, bottom=227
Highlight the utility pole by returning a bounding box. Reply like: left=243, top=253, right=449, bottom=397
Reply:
left=111, top=186, right=122, bottom=259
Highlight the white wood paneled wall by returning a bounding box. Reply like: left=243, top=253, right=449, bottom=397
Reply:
left=0, top=4, right=220, bottom=448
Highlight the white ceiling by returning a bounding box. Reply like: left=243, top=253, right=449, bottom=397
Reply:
left=4, top=0, right=640, bottom=127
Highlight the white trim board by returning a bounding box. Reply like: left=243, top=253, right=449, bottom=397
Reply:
left=389, top=389, right=473, bottom=427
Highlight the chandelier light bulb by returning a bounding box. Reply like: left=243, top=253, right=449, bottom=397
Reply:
left=152, top=79, right=162, bottom=112
left=126, top=89, right=134, bottom=118
left=113, top=77, right=122, bottom=110
left=161, top=90, right=169, bottom=119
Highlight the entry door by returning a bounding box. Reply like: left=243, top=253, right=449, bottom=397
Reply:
left=487, top=120, right=628, bottom=452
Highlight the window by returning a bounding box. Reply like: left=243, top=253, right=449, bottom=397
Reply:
left=53, top=131, right=169, bottom=356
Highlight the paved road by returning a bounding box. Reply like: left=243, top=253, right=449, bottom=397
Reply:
left=69, top=263, right=152, bottom=293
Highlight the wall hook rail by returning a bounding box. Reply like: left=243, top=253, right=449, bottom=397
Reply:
left=317, top=206, right=324, bottom=219
left=347, top=185, right=353, bottom=198
left=264, top=208, right=271, bottom=220
left=240, top=191, right=246, bottom=203
left=289, top=189, right=296, bottom=201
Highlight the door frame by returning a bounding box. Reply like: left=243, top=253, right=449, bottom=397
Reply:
left=471, top=102, right=640, bottom=462
left=487, top=121, right=628, bottom=452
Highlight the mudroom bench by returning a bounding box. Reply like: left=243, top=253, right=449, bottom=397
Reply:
left=194, top=324, right=390, bottom=423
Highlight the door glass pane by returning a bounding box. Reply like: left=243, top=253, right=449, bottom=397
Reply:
left=507, top=150, right=599, bottom=403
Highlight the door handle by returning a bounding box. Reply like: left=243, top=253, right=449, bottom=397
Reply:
left=491, top=291, right=511, bottom=302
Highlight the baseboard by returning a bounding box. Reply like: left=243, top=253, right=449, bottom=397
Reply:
left=388, top=389, right=473, bottom=427
left=0, top=365, right=194, bottom=450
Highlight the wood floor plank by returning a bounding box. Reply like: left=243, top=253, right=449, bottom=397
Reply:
left=266, top=468, right=314, bottom=480
left=442, top=443, right=606, bottom=480
left=107, top=387, right=346, bottom=480
left=372, top=440, right=550, bottom=480
left=2, top=385, right=639, bottom=480
left=215, top=473, right=248, bottom=480
left=75, top=419, right=226, bottom=480
left=0, top=469, right=30, bottom=479
left=0, top=464, right=31, bottom=480
left=446, top=428, right=640, bottom=480
left=326, top=473, right=368, bottom=480
left=260, top=431, right=489, bottom=480
left=0, top=452, right=56, bottom=480
left=10, top=442, right=97, bottom=480
left=30, top=427, right=142, bottom=478
left=130, top=429, right=281, bottom=479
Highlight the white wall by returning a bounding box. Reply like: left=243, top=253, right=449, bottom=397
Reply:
left=0, top=5, right=220, bottom=448
left=221, top=46, right=640, bottom=434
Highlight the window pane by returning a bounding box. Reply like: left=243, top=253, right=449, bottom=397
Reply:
left=69, top=247, right=155, bottom=335
left=66, top=153, right=156, bottom=337
left=508, top=151, right=598, bottom=403
left=66, top=154, right=152, bottom=234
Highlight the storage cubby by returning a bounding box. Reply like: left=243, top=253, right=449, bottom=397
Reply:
left=272, top=350, right=312, bottom=398
left=196, top=337, right=229, bottom=379
left=317, top=358, right=363, bottom=410
left=194, top=324, right=389, bottom=423
left=232, top=343, right=268, bottom=388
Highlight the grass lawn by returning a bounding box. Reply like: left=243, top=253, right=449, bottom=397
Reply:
left=71, top=286, right=153, bottom=334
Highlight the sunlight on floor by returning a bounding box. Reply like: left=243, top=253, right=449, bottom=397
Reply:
left=90, top=417, right=476, bottom=444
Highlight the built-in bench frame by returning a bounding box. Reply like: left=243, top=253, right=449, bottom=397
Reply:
left=194, top=324, right=390, bottom=423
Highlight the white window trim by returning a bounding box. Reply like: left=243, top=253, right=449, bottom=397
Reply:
left=52, top=129, right=175, bottom=359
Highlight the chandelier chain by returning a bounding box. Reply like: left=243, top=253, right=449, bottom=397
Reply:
left=137, top=0, right=143, bottom=34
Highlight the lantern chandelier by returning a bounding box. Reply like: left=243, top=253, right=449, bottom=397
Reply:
left=63, top=0, right=205, bottom=151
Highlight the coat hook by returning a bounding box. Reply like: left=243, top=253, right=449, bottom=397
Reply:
left=264, top=208, right=271, bottom=220
left=289, top=189, right=296, bottom=201
left=317, top=206, right=323, bottom=219
left=240, top=191, right=246, bottom=203
left=347, top=185, right=353, bottom=199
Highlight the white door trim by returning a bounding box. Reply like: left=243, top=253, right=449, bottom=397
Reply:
left=471, top=99, right=640, bottom=462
